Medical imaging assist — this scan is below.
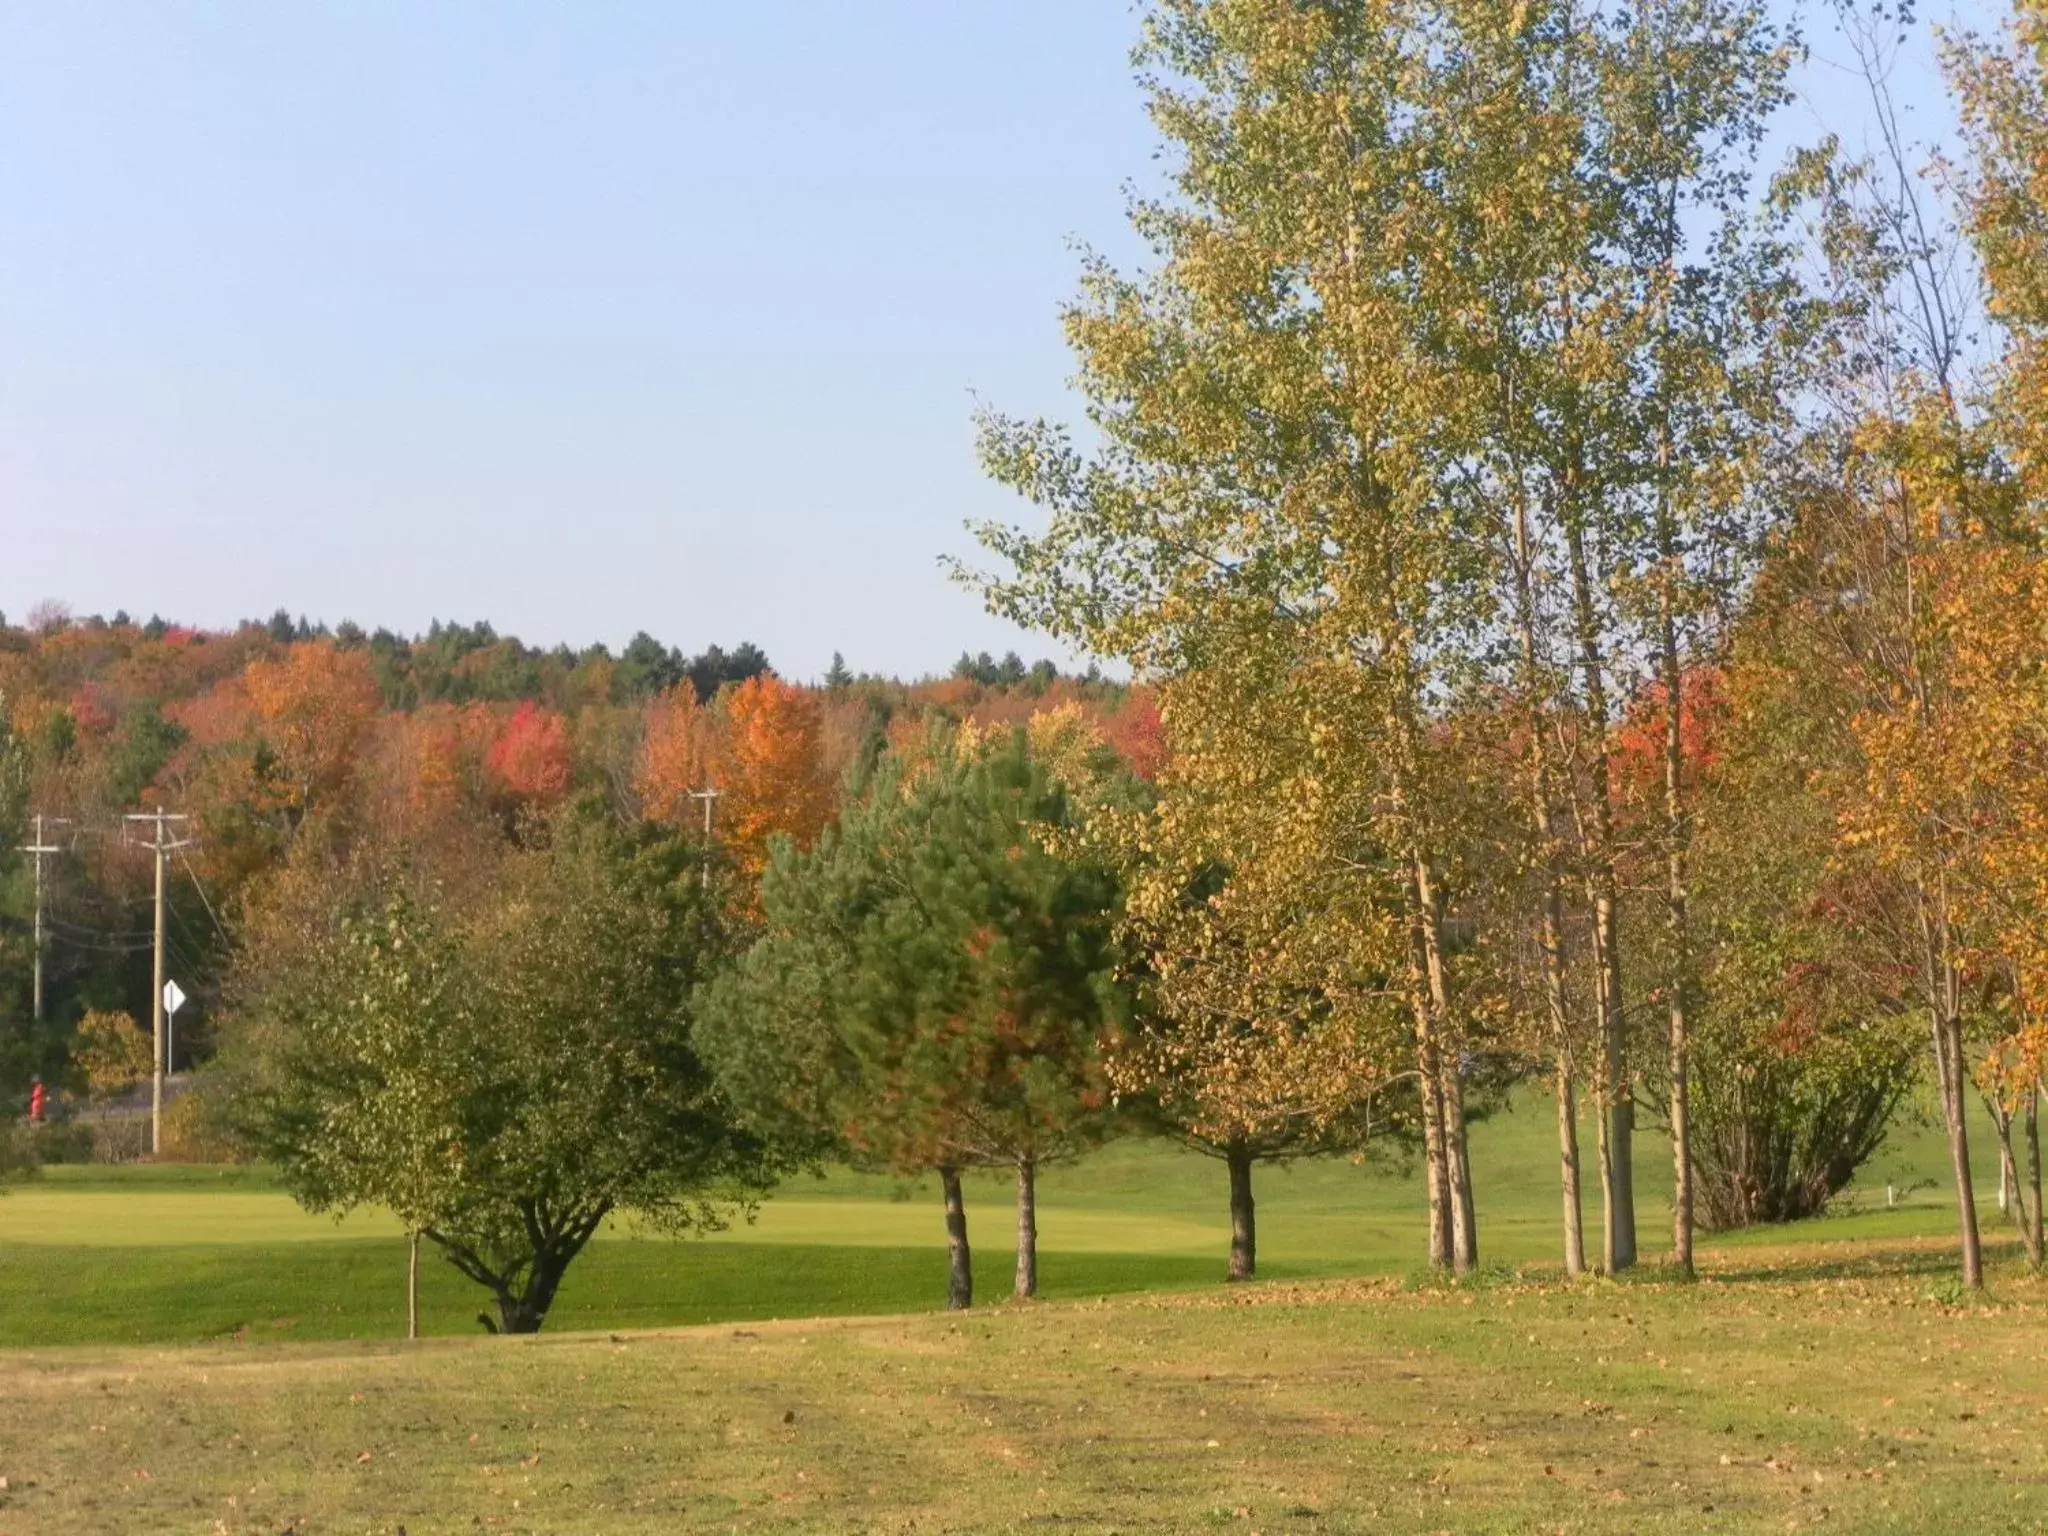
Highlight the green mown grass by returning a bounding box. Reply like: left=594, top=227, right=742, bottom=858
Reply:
left=0, top=1240, right=1235, bottom=1347
left=0, top=1087, right=2010, bottom=1348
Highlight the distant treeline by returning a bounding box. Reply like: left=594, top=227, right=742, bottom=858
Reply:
left=0, top=608, right=1157, bottom=1109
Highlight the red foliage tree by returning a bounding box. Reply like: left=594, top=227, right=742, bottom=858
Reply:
left=486, top=701, right=573, bottom=805
left=1101, top=687, right=1167, bottom=781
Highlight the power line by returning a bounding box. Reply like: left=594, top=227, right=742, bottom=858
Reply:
left=177, top=848, right=231, bottom=946
left=40, top=931, right=156, bottom=956
left=44, top=917, right=156, bottom=943
left=165, top=929, right=207, bottom=973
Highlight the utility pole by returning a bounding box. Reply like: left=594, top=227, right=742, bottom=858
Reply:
left=124, top=807, right=192, bottom=1157
left=688, top=784, right=720, bottom=888
left=18, top=814, right=67, bottom=1023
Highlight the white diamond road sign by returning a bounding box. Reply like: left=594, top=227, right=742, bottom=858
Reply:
left=163, top=979, right=187, bottom=1016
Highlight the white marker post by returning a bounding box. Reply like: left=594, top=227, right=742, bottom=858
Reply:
left=163, top=979, right=187, bottom=1078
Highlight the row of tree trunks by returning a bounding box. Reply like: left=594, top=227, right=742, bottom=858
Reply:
left=935, top=1158, right=1049, bottom=1310
left=1408, top=851, right=1476, bottom=1274
left=1987, top=1093, right=2045, bottom=1271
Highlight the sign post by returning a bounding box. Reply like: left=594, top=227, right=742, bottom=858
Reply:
left=163, top=979, right=187, bottom=1078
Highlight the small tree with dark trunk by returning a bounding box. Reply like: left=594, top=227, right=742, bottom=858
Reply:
left=223, top=809, right=779, bottom=1334
left=1096, top=679, right=1417, bottom=1283
left=1107, top=986, right=1404, bottom=1282
left=701, top=725, right=1125, bottom=1307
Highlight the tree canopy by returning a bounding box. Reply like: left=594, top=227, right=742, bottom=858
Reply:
left=222, top=807, right=783, bottom=1333
left=701, top=725, right=1129, bottom=1305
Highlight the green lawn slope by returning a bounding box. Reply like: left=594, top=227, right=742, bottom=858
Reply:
left=0, top=1088, right=2017, bottom=1347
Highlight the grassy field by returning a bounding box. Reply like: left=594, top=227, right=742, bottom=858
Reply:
left=0, top=1091, right=2013, bottom=1347
left=1, top=1241, right=2044, bottom=1534
left=3, top=1094, right=2043, bottom=1532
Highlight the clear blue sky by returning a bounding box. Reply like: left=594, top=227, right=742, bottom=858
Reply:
left=0, top=2, right=1981, bottom=681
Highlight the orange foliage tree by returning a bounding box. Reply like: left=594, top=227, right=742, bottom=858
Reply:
left=1888, top=537, right=2048, bottom=1269
left=242, top=640, right=383, bottom=821
left=393, top=703, right=497, bottom=826
left=634, top=685, right=714, bottom=826
left=1100, top=688, right=1167, bottom=781
left=709, top=674, right=831, bottom=885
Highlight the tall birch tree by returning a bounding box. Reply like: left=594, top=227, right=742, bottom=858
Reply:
left=970, top=0, right=1502, bottom=1271
left=972, top=0, right=1805, bottom=1273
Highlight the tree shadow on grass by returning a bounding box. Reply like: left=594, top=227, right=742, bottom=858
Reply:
left=1697, top=1233, right=2028, bottom=1287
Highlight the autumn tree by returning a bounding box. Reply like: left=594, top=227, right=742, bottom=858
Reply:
left=222, top=807, right=778, bottom=1333
left=1739, top=3, right=2024, bottom=1280
left=242, top=639, right=383, bottom=825
left=385, top=703, right=496, bottom=830
left=70, top=1009, right=154, bottom=1100
left=635, top=683, right=714, bottom=826
left=1900, top=4, right=2048, bottom=1266
left=709, top=673, right=833, bottom=887
left=970, top=0, right=1530, bottom=1273
left=700, top=727, right=1124, bottom=1306
left=1098, top=669, right=1416, bottom=1281
left=484, top=700, right=573, bottom=807
left=1753, top=446, right=2001, bottom=1283
left=1099, top=688, right=1167, bottom=782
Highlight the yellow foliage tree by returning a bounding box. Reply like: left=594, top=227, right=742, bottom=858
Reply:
left=1102, top=666, right=1420, bottom=1280
left=71, top=1008, right=152, bottom=1100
